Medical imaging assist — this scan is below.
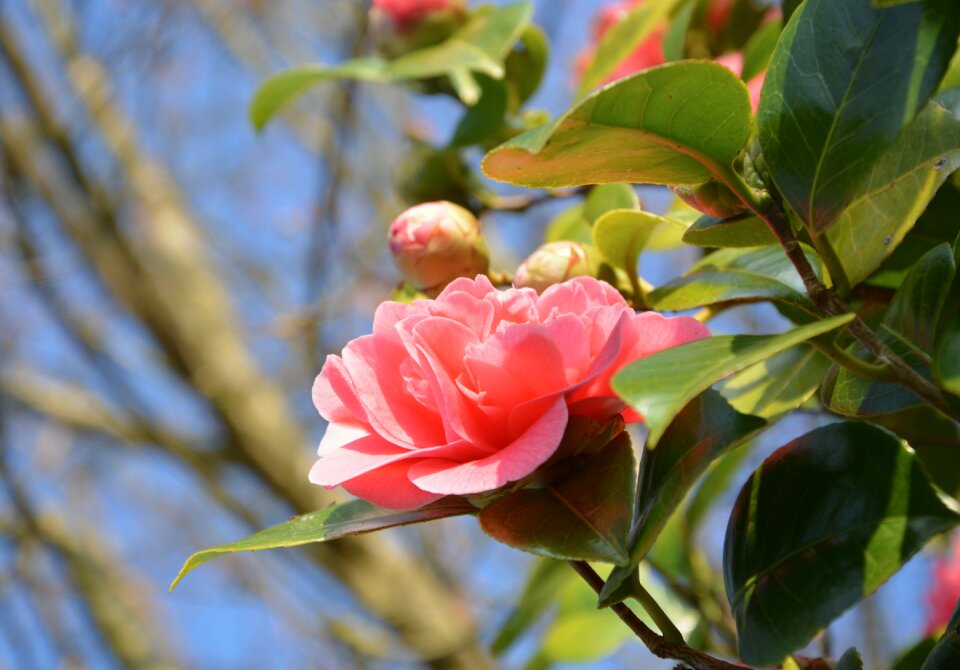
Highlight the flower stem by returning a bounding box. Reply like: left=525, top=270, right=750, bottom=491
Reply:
left=720, top=171, right=960, bottom=422
left=567, top=561, right=749, bottom=670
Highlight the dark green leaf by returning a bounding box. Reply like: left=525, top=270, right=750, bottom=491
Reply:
left=934, top=228, right=960, bottom=395
left=577, top=0, right=678, bottom=95
left=682, top=214, right=777, bottom=248
left=725, top=422, right=960, bottom=666
left=647, top=246, right=821, bottom=315
left=758, top=0, right=960, bottom=232
left=450, top=76, right=508, bottom=146
left=825, top=90, right=960, bottom=286
left=781, top=0, right=803, bottom=24
left=249, top=3, right=532, bottom=128
left=171, top=498, right=475, bottom=589
left=836, top=648, right=865, bottom=670
left=823, top=244, right=956, bottom=416
left=921, top=600, right=960, bottom=669
left=892, top=637, right=938, bottom=670
left=613, top=314, right=854, bottom=447
left=630, top=390, right=764, bottom=563
left=721, top=344, right=830, bottom=418
left=491, top=558, right=567, bottom=655
left=478, top=434, right=636, bottom=564
left=482, top=61, right=752, bottom=188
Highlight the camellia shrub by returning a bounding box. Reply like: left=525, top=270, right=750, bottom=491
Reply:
left=172, top=0, right=960, bottom=668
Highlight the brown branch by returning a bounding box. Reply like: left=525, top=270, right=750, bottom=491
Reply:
left=569, top=561, right=749, bottom=670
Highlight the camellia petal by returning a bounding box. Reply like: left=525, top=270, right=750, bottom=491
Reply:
left=310, top=276, right=710, bottom=510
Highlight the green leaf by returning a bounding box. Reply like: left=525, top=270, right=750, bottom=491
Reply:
left=757, top=0, right=960, bottom=232
left=823, top=244, right=956, bottom=416
left=593, top=210, right=680, bottom=275
left=721, top=344, right=831, bottom=418
left=662, top=0, right=696, bottom=61
left=478, top=434, right=636, bottom=564
left=504, top=24, right=549, bottom=109
left=577, top=0, right=678, bottom=95
left=544, top=204, right=592, bottom=244
left=482, top=61, right=752, bottom=188
left=825, top=90, right=960, bottom=286
left=836, top=648, right=865, bottom=670
left=450, top=75, right=508, bottom=146
left=170, top=498, right=476, bottom=590
left=612, top=314, right=855, bottom=447
left=934, top=229, right=960, bottom=395
left=630, top=391, right=764, bottom=564
left=249, top=59, right=391, bottom=131
left=725, top=421, right=960, bottom=666
left=922, top=600, right=960, bottom=670
left=892, top=637, right=938, bottom=670
left=583, top=183, right=639, bottom=223
left=647, top=245, right=821, bottom=315
left=490, top=558, right=567, bottom=655
left=682, top=214, right=777, bottom=248
left=741, top=17, right=782, bottom=82
left=249, top=3, right=532, bottom=128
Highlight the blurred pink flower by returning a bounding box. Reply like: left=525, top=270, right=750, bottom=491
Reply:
left=309, top=276, right=709, bottom=509
left=714, top=52, right=765, bottom=112
left=372, top=0, right=465, bottom=28
left=926, top=535, right=960, bottom=634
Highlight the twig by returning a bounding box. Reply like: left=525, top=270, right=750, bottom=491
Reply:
left=568, top=561, right=750, bottom=670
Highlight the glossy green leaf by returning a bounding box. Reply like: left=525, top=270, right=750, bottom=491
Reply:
left=741, top=17, right=781, bottom=82
left=171, top=498, right=476, bottom=589
left=921, top=600, right=960, bottom=670
left=583, top=183, right=639, bottom=223
left=630, top=390, right=765, bottom=563
left=758, top=0, right=960, bottom=232
left=647, top=245, right=821, bottom=314
left=483, top=61, right=752, bottom=188
left=825, top=89, right=960, bottom=286
left=478, top=434, right=636, bottom=564
left=593, top=210, right=681, bottom=275
left=577, top=0, right=678, bottom=95
left=684, top=439, right=756, bottom=534
left=721, top=344, right=830, bottom=418
left=682, top=214, right=777, bottom=248
left=823, top=244, right=956, bottom=416
left=613, top=314, right=854, bottom=447
left=249, top=3, right=532, bottom=128
left=491, top=558, right=567, bottom=655
left=725, top=422, right=960, bottom=666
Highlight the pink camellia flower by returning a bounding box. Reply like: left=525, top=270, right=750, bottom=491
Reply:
left=926, top=535, right=960, bottom=634
left=372, top=0, right=465, bottom=28
left=309, top=276, right=709, bottom=510
left=575, top=0, right=665, bottom=86
left=514, top=241, right=595, bottom=294
left=389, top=201, right=489, bottom=296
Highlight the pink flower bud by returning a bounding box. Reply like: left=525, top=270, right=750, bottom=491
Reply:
left=371, top=0, right=467, bottom=58
left=514, top=241, right=596, bottom=294
left=388, top=201, right=489, bottom=295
